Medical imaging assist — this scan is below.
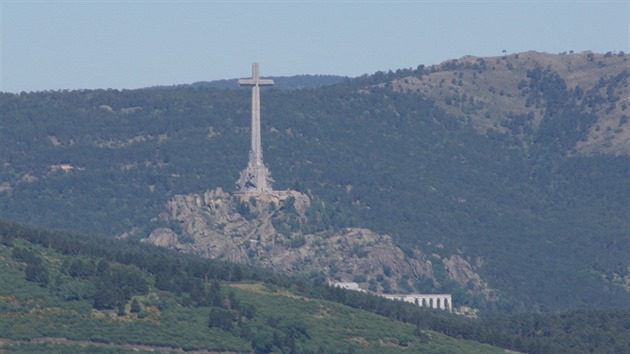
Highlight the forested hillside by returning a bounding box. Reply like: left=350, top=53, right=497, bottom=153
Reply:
left=2, top=220, right=630, bottom=354
left=0, top=220, right=509, bottom=353
left=0, top=51, right=628, bottom=314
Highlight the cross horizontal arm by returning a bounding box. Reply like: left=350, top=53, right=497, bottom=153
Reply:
left=257, top=79, right=274, bottom=86
left=238, top=79, right=275, bottom=87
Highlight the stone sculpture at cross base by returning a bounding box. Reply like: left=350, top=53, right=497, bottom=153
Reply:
left=235, top=62, right=275, bottom=194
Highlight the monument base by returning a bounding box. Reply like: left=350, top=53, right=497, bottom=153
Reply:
left=234, top=189, right=292, bottom=202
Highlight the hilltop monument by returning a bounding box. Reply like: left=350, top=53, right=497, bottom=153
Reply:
left=235, top=63, right=274, bottom=194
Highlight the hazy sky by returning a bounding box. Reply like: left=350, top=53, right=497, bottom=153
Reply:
left=1, top=1, right=628, bottom=92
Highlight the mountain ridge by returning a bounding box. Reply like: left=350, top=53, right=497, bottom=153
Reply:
left=0, top=50, right=628, bottom=313
left=388, top=50, right=629, bottom=156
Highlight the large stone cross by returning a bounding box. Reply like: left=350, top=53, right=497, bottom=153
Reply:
left=235, top=63, right=275, bottom=194
left=238, top=63, right=274, bottom=168
left=238, top=63, right=274, bottom=88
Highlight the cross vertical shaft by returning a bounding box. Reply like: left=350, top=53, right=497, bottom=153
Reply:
left=235, top=63, right=274, bottom=193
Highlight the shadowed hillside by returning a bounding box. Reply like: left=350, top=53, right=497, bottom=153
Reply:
left=0, top=51, right=628, bottom=313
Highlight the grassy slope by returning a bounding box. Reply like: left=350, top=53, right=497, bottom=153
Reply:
left=0, top=239, right=504, bottom=354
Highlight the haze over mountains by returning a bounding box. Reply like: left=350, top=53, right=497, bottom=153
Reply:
left=0, top=51, right=628, bottom=316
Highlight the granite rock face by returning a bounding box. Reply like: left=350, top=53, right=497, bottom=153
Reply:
left=140, top=187, right=493, bottom=297
left=443, top=255, right=495, bottom=300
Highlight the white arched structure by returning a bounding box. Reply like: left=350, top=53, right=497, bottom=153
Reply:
left=329, top=282, right=452, bottom=312
left=381, top=293, right=452, bottom=312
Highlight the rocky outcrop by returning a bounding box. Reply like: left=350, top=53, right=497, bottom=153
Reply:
left=443, top=255, right=495, bottom=300
left=139, top=187, right=493, bottom=296
left=145, top=227, right=179, bottom=248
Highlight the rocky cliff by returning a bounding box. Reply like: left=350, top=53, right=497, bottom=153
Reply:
left=137, top=188, right=493, bottom=298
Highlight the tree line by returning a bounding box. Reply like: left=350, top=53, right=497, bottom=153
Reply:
left=2, top=219, right=630, bottom=354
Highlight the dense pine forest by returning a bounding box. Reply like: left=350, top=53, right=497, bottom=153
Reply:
left=1, top=51, right=629, bottom=327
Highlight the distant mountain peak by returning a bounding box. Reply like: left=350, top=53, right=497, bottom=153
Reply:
left=169, top=74, right=348, bottom=91
left=389, top=51, right=629, bottom=156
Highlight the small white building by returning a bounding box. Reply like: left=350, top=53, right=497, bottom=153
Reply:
left=330, top=281, right=366, bottom=292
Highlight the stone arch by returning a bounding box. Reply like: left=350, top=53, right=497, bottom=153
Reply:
left=377, top=293, right=452, bottom=312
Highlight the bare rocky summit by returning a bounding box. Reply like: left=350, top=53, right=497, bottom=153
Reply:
left=139, top=188, right=493, bottom=298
